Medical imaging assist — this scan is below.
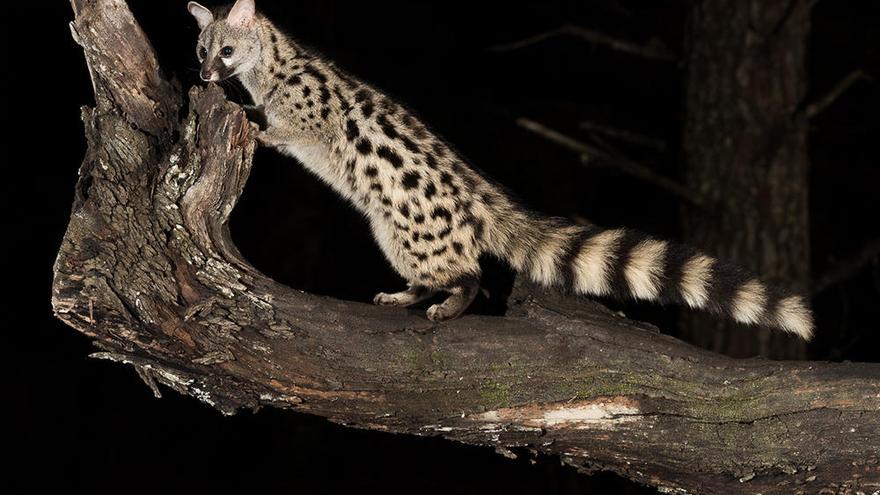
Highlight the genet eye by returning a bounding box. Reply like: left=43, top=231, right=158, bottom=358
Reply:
left=198, top=46, right=207, bottom=59
left=221, top=46, right=234, bottom=57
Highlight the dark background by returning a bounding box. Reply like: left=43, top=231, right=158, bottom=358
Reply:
left=10, top=0, right=878, bottom=493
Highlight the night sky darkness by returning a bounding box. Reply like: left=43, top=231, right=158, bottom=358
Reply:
left=10, top=0, right=878, bottom=493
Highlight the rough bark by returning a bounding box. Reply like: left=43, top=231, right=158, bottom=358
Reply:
left=681, top=0, right=812, bottom=359
left=53, top=1, right=879, bottom=494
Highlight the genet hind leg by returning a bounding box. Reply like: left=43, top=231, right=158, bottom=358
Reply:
left=373, top=284, right=436, bottom=307
left=426, top=276, right=480, bottom=322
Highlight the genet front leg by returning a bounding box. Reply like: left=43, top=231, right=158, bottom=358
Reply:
left=373, top=284, right=436, bottom=307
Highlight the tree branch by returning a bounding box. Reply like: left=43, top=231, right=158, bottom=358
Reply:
left=813, top=238, right=880, bottom=295
left=489, top=24, right=677, bottom=62
left=579, top=120, right=667, bottom=151
left=54, top=1, right=879, bottom=493
left=805, top=69, right=869, bottom=119
left=516, top=117, right=704, bottom=207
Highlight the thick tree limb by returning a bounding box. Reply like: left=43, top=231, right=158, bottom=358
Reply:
left=53, top=1, right=879, bottom=494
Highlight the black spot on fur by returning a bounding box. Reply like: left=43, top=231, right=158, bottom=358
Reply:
left=432, top=246, right=447, bottom=256
left=413, top=126, right=429, bottom=140
left=424, top=182, right=437, bottom=199
left=425, top=154, right=438, bottom=169
left=401, top=171, right=421, bottom=189
left=334, top=69, right=357, bottom=89
left=413, top=213, right=425, bottom=224
left=302, top=86, right=312, bottom=97
left=438, top=226, right=452, bottom=239
left=304, top=65, right=328, bottom=83
left=415, top=252, right=429, bottom=262
left=461, top=171, right=479, bottom=190
left=431, top=206, right=452, bottom=223
left=378, top=114, right=398, bottom=139
left=345, top=159, right=356, bottom=173
left=364, top=166, right=378, bottom=177
left=333, top=86, right=350, bottom=111
left=380, top=196, right=392, bottom=206
left=459, top=215, right=484, bottom=241
left=412, top=231, right=420, bottom=241
left=321, top=107, right=330, bottom=120
left=361, top=101, right=375, bottom=118
left=346, top=120, right=360, bottom=141
left=400, top=135, right=420, bottom=154
left=376, top=146, right=404, bottom=168
left=399, top=204, right=410, bottom=218
left=441, top=273, right=480, bottom=291
left=287, top=74, right=301, bottom=85
left=422, top=233, right=435, bottom=241
left=383, top=99, right=398, bottom=115
left=370, top=183, right=383, bottom=192
left=356, top=139, right=373, bottom=155
left=354, top=89, right=371, bottom=102
left=319, top=86, right=331, bottom=104
left=452, top=242, right=464, bottom=255
left=440, top=172, right=454, bottom=185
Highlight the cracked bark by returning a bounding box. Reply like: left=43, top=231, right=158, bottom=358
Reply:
left=53, top=1, right=879, bottom=494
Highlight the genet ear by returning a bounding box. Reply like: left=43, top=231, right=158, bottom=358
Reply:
left=227, top=0, right=256, bottom=29
left=187, top=2, right=214, bottom=30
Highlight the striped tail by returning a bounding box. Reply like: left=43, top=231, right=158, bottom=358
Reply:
left=495, top=217, right=814, bottom=340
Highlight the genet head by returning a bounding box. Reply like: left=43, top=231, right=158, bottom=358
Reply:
left=187, top=0, right=261, bottom=82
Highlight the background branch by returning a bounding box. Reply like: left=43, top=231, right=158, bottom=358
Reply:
left=489, top=24, right=676, bottom=62
left=516, top=117, right=703, bottom=207
left=805, top=69, right=869, bottom=119
left=579, top=120, right=667, bottom=151
left=813, top=238, right=880, bottom=295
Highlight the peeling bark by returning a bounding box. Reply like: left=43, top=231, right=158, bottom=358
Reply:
left=53, top=1, right=879, bottom=494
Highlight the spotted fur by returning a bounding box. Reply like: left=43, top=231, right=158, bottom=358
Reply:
left=187, top=0, right=814, bottom=338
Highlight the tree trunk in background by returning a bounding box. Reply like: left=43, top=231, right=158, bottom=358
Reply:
left=681, top=0, right=811, bottom=359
